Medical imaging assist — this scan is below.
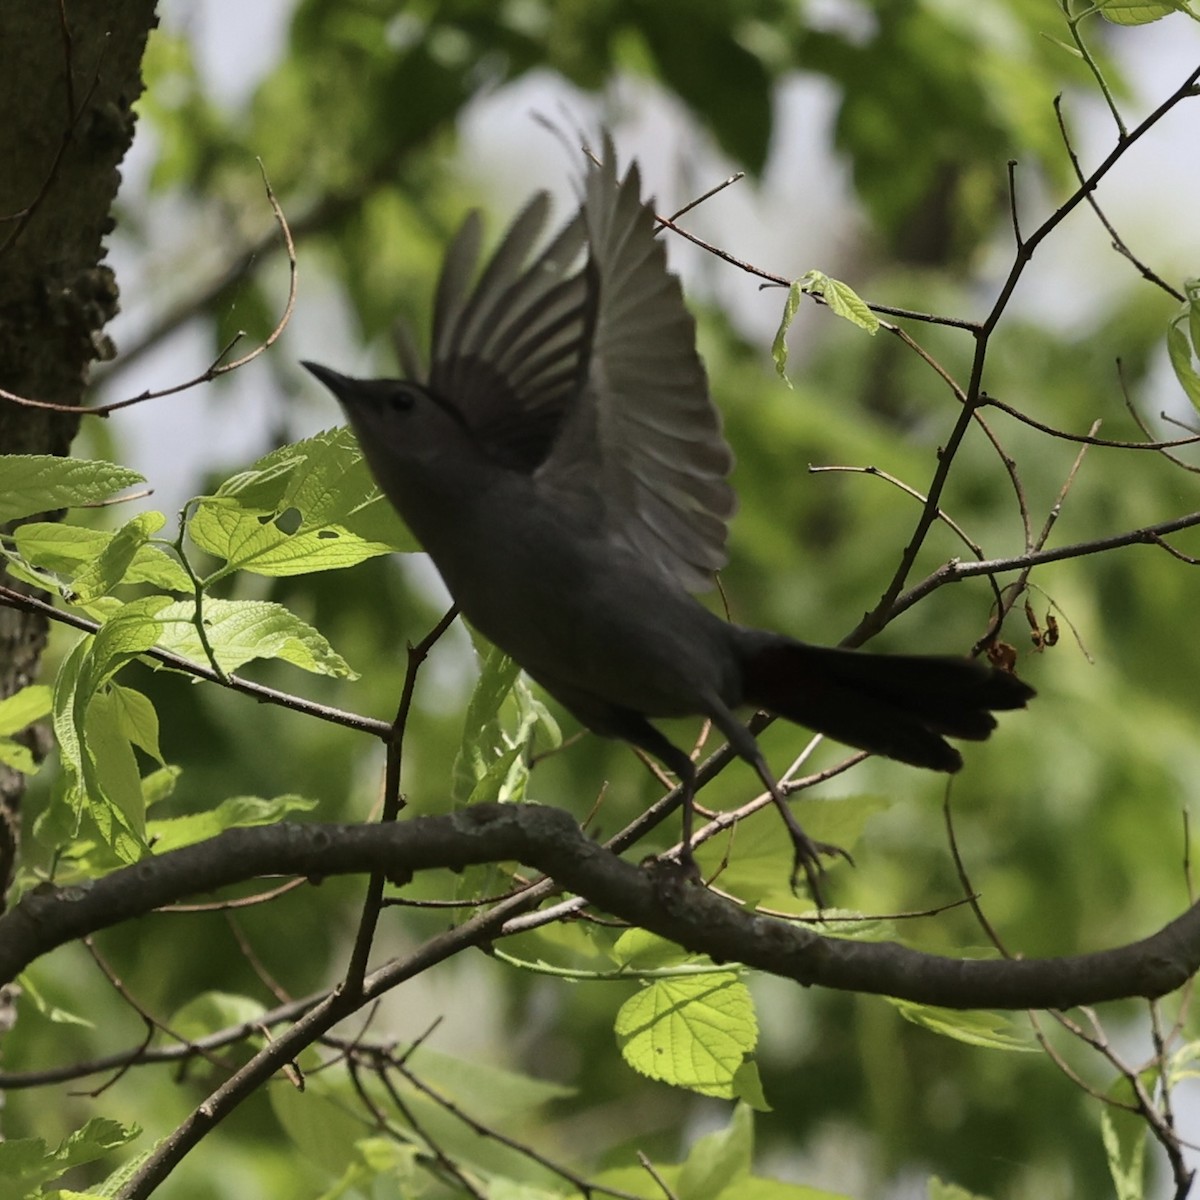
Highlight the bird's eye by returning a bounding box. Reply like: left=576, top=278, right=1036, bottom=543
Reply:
left=391, top=386, right=416, bottom=411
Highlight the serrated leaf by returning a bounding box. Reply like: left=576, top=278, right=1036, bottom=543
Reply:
left=12, top=521, right=191, bottom=593
left=1099, top=0, right=1191, bottom=25
left=52, top=639, right=90, bottom=792
left=67, top=511, right=166, bottom=602
left=0, top=1117, right=139, bottom=1192
left=615, top=974, right=757, bottom=1097
left=141, top=597, right=357, bottom=678
left=148, top=793, right=317, bottom=852
left=453, top=644, right=535, bottom=805
left=890, top=999, right=1037, bottom=1051
left=189, top=496, right=395, bottom=578
left=0, top=455, right=145, bottom=524
left=192, top=427, right=414, bottom=581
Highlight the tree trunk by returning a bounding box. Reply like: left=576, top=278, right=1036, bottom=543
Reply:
left=0, top=0, right=158, bottom=976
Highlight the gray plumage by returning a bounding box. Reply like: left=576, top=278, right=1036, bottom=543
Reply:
left=303, top=136, right=1033, bottom=899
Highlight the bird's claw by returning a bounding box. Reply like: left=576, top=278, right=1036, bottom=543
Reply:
left=789, top=834, right=853, bottom=913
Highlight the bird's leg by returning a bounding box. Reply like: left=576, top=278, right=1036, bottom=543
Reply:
left=598, top=710, right=705, bottom=877
left=746, top=753, right=852, bottom=909
left=705, top=701, right=850, bottom=909
left=674, top=753, right=702, bottom=880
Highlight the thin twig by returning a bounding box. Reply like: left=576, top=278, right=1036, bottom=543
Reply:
left=342, top=604, right=460, bottom=993
left=0, top=582, right=389, bottom=738
left=0, top=162, right=297, bottom=417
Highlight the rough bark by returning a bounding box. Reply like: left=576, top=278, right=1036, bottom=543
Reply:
left=0, top=2, right=159, bottom=902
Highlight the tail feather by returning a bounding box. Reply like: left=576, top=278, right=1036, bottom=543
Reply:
left=736, top=632, right=1035, bottom=773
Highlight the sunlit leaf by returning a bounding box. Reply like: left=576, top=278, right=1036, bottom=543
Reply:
left=615, top=974, right=757, bottom=1097
left=0, top=455, right=145, bottom=524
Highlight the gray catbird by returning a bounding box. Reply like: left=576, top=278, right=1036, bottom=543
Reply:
left=303, top=136, right=1033, bottom=897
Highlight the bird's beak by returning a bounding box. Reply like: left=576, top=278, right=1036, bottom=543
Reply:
left=301, top=360, right=356, bottom=399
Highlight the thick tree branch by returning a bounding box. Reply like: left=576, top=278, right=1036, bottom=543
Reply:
left=4, top=805, right=1197, bottom=1013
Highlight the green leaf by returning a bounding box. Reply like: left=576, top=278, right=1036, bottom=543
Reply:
left=615, top=974, right=757, bottom=1097
left=12, top=521, right=191, bottom=592
left=1187, top=278, right=1200, bottom=352
left=136, top=597, right=358, bottom=678
left=0, top=684, right=51, bottom=775
left=51, top=639, right=90, bottom=803
left=85, top=689, right=147, bottom=844
left=191, top=426, right=414, bottom=579
left=0, top=1117, right=138, bottom=1192
left=16, top=971, right=96, bottom=1028
left=141, top=764, right=182, bottom=810
left=188, top=496, right=392, bottom=578
left=731, top=1060, right=771, bottom=1112
left=0, top=455, right=145, bottom=524
left=452, top=643, right=554, bottom=806
left=610, top=928, right=697, bottom=971
left=399, top=1043, right=574, bottom=1123
left=889, top=1000, right=1037, bottom=1051
left=0, top=740, right=37, bottom=773
left=1101, top=1106, right=1146, bottom=1200
left=453, top=644, right=522, bottom=804
left=271, top=1077, right=372, bottom=1178
left=108, top=684, right=164, bottom=764
left=169, top=991, right=267, bottom=1041
left=1168, top=305, right=1200, bottom=412
left=148, top=793, right=317, bottom=853
left=801, top=270, right=880, bottom=334
left=678, top=1103, right=753, bottom=1200
left=51, top=600, right=171, bottom=862
left=67, top=511, right=166, bottom=602
left=1099, top=0, right=1193, bottom=26
left=0, top=683, right=52, bottom=733
left=771, top=281, right=805, bottom=388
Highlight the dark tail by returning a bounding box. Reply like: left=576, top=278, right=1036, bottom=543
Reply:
left=736, top=631, right=1035, bottom=772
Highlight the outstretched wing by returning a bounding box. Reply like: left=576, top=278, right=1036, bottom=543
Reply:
left=426, top=195, right=593, bottom=472
left=537, top=136, right=735, bottom=593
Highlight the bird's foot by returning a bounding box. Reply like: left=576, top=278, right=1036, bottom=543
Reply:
left=788, top=831, right=854, bottom=914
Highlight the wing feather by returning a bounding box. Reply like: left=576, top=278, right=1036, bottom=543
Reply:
left=538, top=137, right=734, bottom=592
left=425, top=199, right=593, bottom=471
